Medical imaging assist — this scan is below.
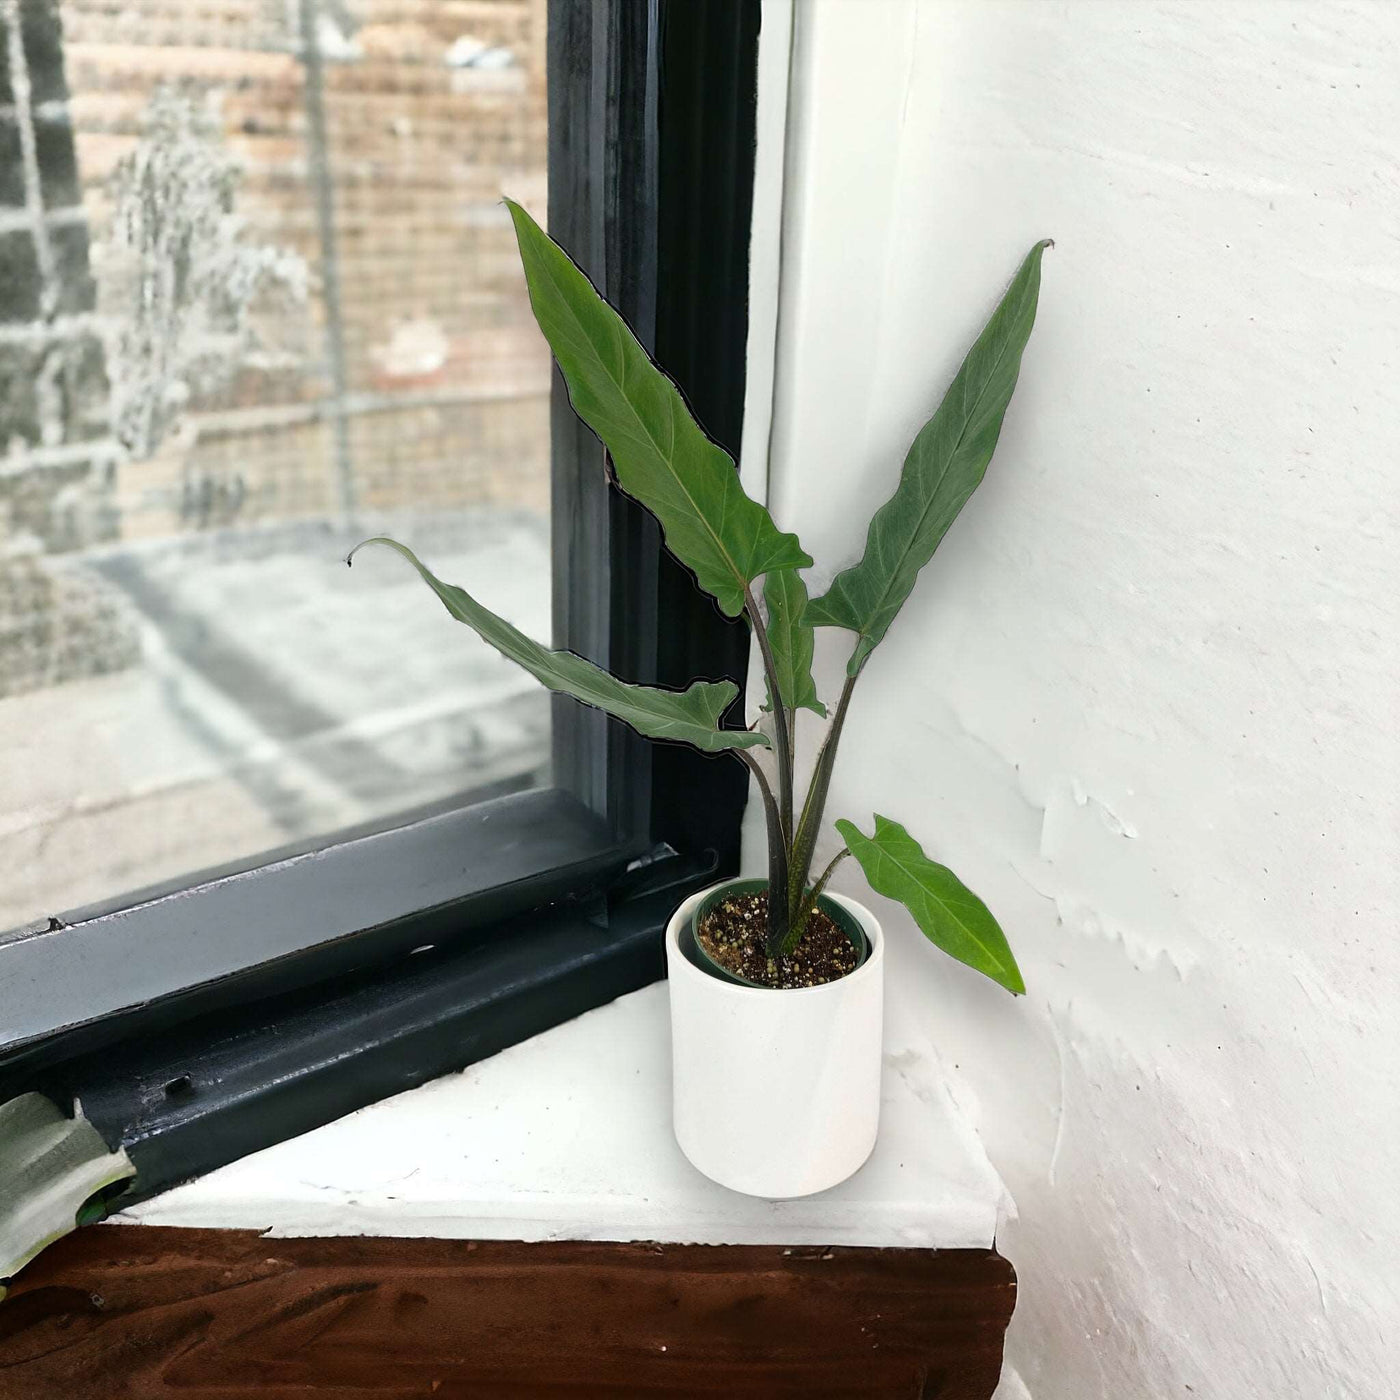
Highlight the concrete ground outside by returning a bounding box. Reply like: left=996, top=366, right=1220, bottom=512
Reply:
left=0, top=508, right=551, bottom=932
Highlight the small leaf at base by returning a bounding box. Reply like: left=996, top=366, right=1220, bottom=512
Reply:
left=835, top=814, right=1024, bottom=994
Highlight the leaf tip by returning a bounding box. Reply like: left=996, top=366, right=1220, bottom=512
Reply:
left=501, top=195, right=537, bottom=243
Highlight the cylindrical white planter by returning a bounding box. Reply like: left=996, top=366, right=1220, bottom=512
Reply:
left=666, top=882, right=884, bottom=1198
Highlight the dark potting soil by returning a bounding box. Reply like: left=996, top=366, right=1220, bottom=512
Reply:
left=695, top=890, right=858, bottom=989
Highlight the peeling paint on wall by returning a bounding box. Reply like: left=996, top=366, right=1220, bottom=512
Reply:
left=752, top=2, right=1400, bottom=1395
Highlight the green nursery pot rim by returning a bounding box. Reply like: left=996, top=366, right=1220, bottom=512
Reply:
left=684, top=877, right=870, bottom=989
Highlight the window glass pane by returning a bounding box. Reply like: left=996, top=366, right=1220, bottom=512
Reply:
left=0, top=0, right=552, bottom=930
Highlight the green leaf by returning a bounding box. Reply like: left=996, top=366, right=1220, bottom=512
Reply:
left=761, top=568, right=826, bottom=718
left=351, top=538, right=768, bottom=756
left=835, top=815, right=1024, bottom=994
left=505, top=198, right=810, bottom=617
left=808, top=240, right=1052, bottom=673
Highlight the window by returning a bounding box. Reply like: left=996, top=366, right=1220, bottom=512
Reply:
left=0, top=0, right=760, bottom=1200
left=1, top=0, right=553, bottom=930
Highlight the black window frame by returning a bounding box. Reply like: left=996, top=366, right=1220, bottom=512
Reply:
left=0, top=0, right=762, bottom=1206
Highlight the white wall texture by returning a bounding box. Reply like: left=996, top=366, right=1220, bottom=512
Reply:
left=743, top=2, right=1399, bottom=1395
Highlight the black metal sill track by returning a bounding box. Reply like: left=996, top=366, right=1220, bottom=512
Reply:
left=17, top=856, right=710, bottom=1209
left=0, top=786, right=630, bottom=1077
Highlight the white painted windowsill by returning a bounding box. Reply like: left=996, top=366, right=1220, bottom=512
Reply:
left=114, top=981, right=1008, bottom=1250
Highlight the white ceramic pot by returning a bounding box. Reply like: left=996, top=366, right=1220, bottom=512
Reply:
left=665, top=881, right=884, bottom=1198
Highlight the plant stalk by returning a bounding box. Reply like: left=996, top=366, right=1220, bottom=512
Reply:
left=779, top=847, right=850, bottom=956
left=744, top=586, right=796, bottom=953
left=744, top=586, right=794, bottom=844
left=785, top=669, right=860, bottom=933
left=807, top=847, right=850, bottom=907
left=738, top=749, right=790, bottom=953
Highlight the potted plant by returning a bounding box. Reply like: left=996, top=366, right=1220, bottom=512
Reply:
left=352, top=199, right=1049, bottom=1198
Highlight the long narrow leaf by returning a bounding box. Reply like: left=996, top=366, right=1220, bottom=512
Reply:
left=809, top=241, right=1052, bottom=672
left=351, top=538, right=767, bottom=755
left=836, top=815, right=1024, bottom=994
left=761, top=568, right=825, bottom=718
left=505, top=198, right=810, bottom=617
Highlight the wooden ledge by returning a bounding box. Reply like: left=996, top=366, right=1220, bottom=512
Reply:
left=1, top=1226, right=1015, bottom=1398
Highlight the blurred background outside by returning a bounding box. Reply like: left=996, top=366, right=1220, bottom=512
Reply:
left=0, top=0, right=554, bottom=931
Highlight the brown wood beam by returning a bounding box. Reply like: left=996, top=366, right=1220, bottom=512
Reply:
left=0, top=1226, right=1015, bottom=1399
